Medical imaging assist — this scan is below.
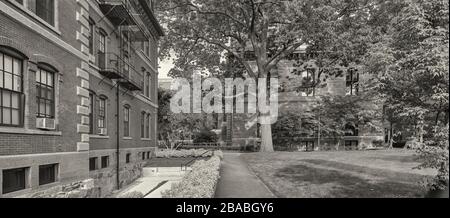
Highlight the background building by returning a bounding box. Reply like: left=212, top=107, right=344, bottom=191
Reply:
left=218, top=47, right=384, bottom=151
left=0, top=0, right=163, bottom=198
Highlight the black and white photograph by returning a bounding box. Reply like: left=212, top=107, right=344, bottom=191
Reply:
left=0, top=0, right=448, bottom=212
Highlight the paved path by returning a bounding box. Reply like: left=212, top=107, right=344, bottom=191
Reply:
left=215, top=153, right=276, bottom=198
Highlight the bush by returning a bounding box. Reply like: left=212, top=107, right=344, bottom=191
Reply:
left=372, top=139, right=385, bottom=147
left=161, top=153, right=222, bottom=198
left=155, top=149, right=213, bottom=158
left=193, top=129, right=218, bottom=143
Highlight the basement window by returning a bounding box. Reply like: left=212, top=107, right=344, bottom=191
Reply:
left=2, top=167, right=28, bottom=194
left=126, top=153, right=131, bottom=164
left=101, top=156, right=109, bottom=169
left=89, top=157, right=98, bottom=171
left=39, top=164, right=58, bottom=186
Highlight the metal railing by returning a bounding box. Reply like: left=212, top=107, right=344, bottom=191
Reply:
left=180, top=149, right=215, bottom=171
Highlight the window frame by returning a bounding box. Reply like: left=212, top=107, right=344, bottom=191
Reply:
left=97, top=96, right=107, bottom=134
left=13, top=0, right=58, bottom=28
left=35, top=65, right=56, bottom=119
left=2, top=167, right=28, bottom=194
left=101, top=156, right=109, bottom=169
left=123, top=104, right=130, bottom=137
left=0, top=50, right=25, bottom=127
left=346, top=68, right=360, bottom=96
left=38, top=163, right=58, bottom=186
left=88, top=18, right=95, bottom=55
left=125, top=153, right=131, bottom=164
left=89, top=157, right=98, bottom=171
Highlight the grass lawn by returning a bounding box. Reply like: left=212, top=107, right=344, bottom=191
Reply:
left=243, top=149, right=437, bottom=198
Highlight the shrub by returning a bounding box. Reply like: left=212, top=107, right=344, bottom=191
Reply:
left=416, top=125, right=449, bottom=191
left=372, top=139, right=385, bottom=147
left=193, top=129, right=218, bottom=143
left=155, top=149, right=213, bottom=158
left=161, top=153, right=222, bottom=198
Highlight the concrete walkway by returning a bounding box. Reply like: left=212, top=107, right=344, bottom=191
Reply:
left=215, top=153, right=276, bottom=198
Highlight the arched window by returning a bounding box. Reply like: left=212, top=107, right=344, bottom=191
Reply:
left=141, top=111, right=146, bottom=138
left=36, top=63, right=56, bottom=118
left=145, top=72, right=151, bottom=98
left=123, top=104, right=130, bottom=137
left=0, top=47, right=26, bottom=127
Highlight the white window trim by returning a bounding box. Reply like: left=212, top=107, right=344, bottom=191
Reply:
left=8, top=0, right=60, bottom=35
left=97, top=96, right=108, bottom=135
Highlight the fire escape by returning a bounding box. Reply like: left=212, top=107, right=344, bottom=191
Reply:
left=97, top=0, right=148, bottom=93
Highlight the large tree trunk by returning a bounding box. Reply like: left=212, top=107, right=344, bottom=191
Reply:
left=260, top=120, right=274, bottom=152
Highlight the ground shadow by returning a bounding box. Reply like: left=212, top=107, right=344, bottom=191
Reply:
left=274, top=164, right=426, bottom=198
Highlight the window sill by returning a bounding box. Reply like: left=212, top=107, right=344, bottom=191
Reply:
left=123, top=137, right=133, bottom=140
left=141, top=138, right=152, bottom=141
left=90, top=135, right=110, bottom=139
left=0, top=127, right=62, bottom=136
left=9, top=0, right=61, bottom=36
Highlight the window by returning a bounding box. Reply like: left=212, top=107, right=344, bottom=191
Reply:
left=346, top=69, right=359, bottom=96
left=142, top=40, right=150, bottom=56
left=2, top=167, right=27, bottom=194
left=36, top=66, right=55, bottom=118
left=345, top=140, right=359, bottom=149
left=98, top=96, right=107, bottom=134
left=123, top=105, right=130, bottom=137
left=146, top=113, right=150, bottom=139
left=145, top=73, right=151, bottom=98
left=39, top=164, right=57, bottom=186
left=15, top=0, right=56, bottom=26
left=141, top=112, right=145, bottom=138
left=301, top=141, right=315, bottom=152
left=98, top=29, right=107, bottom=68
left=88, top=18, right=95, bottom=55
left=101, top=156, right=109, bottom=168
left=146, top=152, right=151, bottom=159
left=345, top=123, right=359, bottom=136
left=141, top=112, right=150, bottom=139
left=142, top=152, right=146, bottom=160
left=300, top=69, right=315, bottom=97
left=89, top=157, right=98, bottom=171
left=126, top=153, right=131, bottom=164
left=0, top=50, right=24, bottom=127
left=89, top=93, right=95, bottom=134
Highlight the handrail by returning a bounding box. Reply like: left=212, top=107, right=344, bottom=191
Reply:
left=180, top=150, right=214, bottom=171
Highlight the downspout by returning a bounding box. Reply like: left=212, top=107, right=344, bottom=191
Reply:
left=116, top=82, right=120, bottom=190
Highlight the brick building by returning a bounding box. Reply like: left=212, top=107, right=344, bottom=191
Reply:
left=217, top=48, right=384, bottom=151
left=0, top=0, right=163, bottom=198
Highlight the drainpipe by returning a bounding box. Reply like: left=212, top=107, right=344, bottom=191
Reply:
left=116, top=82, right=121, bottom=190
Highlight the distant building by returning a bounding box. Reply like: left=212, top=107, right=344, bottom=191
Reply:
left=0, top=0, right=163, bottom=197
left=217, top=48, right=384, bottom=151
left=159, top=77, right=173, bottom=91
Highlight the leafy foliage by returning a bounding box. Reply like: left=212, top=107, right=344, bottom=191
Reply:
left=158, top=88, right=205, bottom=146
left=364, top=0, right=449, bottom=189
left=162, top=155, right=222, bottom=198
left=193, top=128, right=219, bottom=143
left=156, top=0, right=391, bottom=152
